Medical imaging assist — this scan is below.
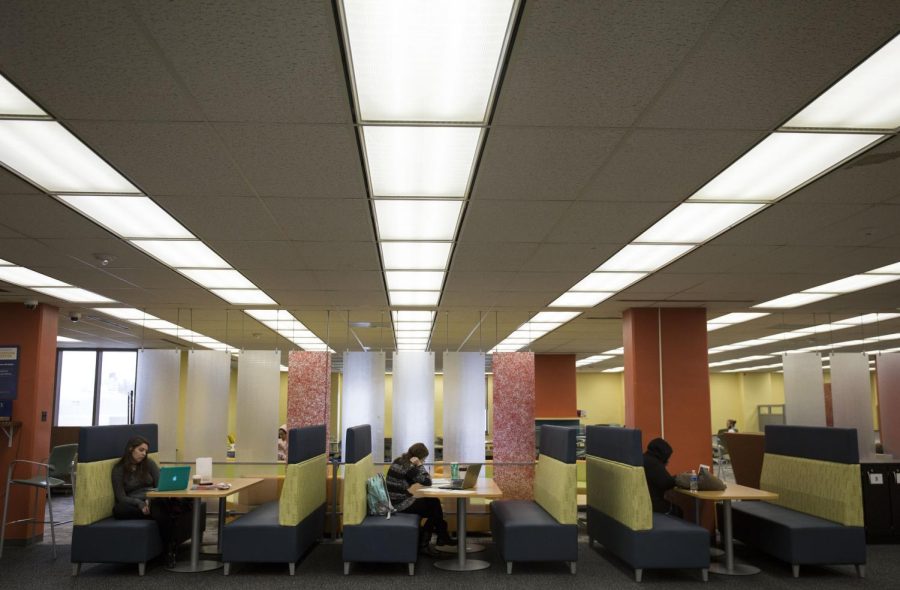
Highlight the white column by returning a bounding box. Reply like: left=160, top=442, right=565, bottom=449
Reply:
left=442, top=352, right=486, bottom=463
left=342, top=351, right=386, bottom=462
left=392, top=351, right=435, bottom=459
left=135, top=349, right=180, bottom=462
left=782, top=353, right=826, bottom=426
left=236, top=350, right=281, bottom=462
left=830, top=352, right=876, bottom=461
left=184, top=350, right=230, bottom=461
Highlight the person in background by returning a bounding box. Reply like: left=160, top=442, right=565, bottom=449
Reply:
left=111, top=436, right=188, bottom=567
left=277, top=424, right=288, bottom=462
left=725, top=419, right=738, bottom=433
left=642, top=437, right=683, bottom=518
left=385, top=442, right=455, bottom=554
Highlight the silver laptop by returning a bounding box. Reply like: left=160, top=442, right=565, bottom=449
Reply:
left=439, top=463, right=481, bottom=490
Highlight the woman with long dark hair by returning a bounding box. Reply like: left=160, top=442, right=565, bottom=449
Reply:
left=385, top=442, right=454, bottom=555
left=111, top=436, right=188, bottom=567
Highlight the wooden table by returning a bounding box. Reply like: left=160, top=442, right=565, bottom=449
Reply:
left=676, top=483, right=778, bottom=575
left=413, top=478, right=503, bottom=571
left=148, top=477, right=263, bottom=572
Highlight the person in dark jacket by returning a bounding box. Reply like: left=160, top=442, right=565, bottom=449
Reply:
left=385, top=442, right=455, bottom=553
left=642, top=437, right=683, bottom=518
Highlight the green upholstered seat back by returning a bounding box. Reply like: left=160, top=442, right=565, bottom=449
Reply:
left=342, top=453, right=373, bottom=526
left=586, top=455, right=653, bottom=531
left=534, top=454, right=577, bottom=524
left=279, top=453, right=328, bottom=526
left=73, top=452, right=160, bottom=526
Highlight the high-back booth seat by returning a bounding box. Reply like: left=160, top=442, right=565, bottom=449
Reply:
left=71, top=424, right=197, bottom=576
left=724, top=425, right=866, bottom=578
left=341, top=424, right=419, bottom=575
left=585, top=426, right=709, bottom=582
left=221, top=425, right=327, bottom=575
left=491, top=425, right=579, bottom=574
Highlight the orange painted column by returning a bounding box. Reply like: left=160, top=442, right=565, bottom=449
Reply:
left=0, top=302, right=58, bottom=545
left=624, top=307, right=713, bottom=523
left=534, top=354, right=576, bottom=418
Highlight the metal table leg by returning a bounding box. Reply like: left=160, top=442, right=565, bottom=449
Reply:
left=708, top=500, right=759, bottom=575
left=434, top=497, right=491, bottom=571
left=168, top=497, right=221, bottom=572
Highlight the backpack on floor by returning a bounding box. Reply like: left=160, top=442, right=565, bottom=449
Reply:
left=366, top=473, right=396, bottom=519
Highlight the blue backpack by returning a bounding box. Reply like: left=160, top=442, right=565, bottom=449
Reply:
left=366, top=473, right=396, bottom=519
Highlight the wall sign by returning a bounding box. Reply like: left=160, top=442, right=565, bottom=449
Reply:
left=0, top=346, right=20, bottom=401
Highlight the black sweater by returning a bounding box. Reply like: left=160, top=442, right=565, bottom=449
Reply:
left=643, top=438, right=676, bottom=514
left=111, top=459, right=159, bottom=509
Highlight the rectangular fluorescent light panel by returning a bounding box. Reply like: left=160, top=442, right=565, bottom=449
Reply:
left=56, top=336, right=81, bottom=343
left=804, top=273, right=900, bottom=294
left=381, top=242, right=452, bottom=270
left=549, top=292, right=613, bottom=308
left=363, top=126, right=481, bottom=197
left=0, top=266, right=69, bottom=287
left=343, top=0, right=515, bottom=123
left=784, top=35, right=900, bottom=129
left=57, top=195, right=193, bottom=239
left=178, top=269, right=256, bottom=289
left=869, top=261, right=900, bottom=274
left=374, top=199, right=462, bottom=241
left=572, top=272, right=645, bottom=292
left=0, top=120, right=140, bottom=193
left=130, top=240, right=230, bottom=269
left=707, top=312, right=769, bottom=331
left=0, top=75, right=47, bottom=116
left=635, top=203, right=765, bottom=244
left=211, top=289, right=276, bottom=305
left=94, top=307, right=152, bottom=320
left=598, top=244, right=693, bottom=272
left=530, top=311, right=580, bottom=323
left=394, top=322, right=434, bottom=331
left=389, top=291, right=440, bottom=306
left=385, top=270, right=444, bottom=291
left=689, top=132, right=883, bottom=202
left=32, top=286, right=112, bottom=302
left=393, top=310, right=435, bottom=323
left=754, top=292, right=836, bottom=309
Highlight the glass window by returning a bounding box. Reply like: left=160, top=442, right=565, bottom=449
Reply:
left=56, top=350, right=97, bottom=426
left=97, top=351, right=136, bottom=426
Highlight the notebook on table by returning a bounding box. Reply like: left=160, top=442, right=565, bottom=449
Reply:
left=156, top=465, right=191, bottom=492
left=438, top=463, right=482, bottom=490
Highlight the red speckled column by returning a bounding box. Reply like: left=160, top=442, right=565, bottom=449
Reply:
left=492, top=352, right=535, bottom=500
left=287, top=351, right=331, bottom=449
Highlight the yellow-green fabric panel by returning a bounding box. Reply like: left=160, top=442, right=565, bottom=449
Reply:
left=279, top=453, right=328, bottom=526
left=534, top=455, right=577, bottom=525
left=342, top=454, right=373, bottom=526
left=73, top=458, right=117, bottom=526
left=760, top=453, right=863, bottom=526
left=586, top=456, right=652, bottom=531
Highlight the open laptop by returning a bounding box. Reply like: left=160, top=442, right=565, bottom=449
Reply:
left=156, top=465, right=191, bottom=492
left=439, top=463, right=481, bottom=490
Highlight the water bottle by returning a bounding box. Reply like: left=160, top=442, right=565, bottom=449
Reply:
left=689, top=469, right=699, bottom=492
left=451, top=462, right=459, bottom=479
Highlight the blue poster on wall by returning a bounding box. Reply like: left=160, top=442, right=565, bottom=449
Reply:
left=0, top=346, right=19, bottom=401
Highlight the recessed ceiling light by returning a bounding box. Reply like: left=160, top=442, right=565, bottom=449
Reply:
left=384, top=270, right=444, bottom=291
left=93, top=307, right=151, bottom=320
left=804, top=273, right=900, bottom=294
left=598, top=244, right=694, bottom=272
left=0, top=266, right=69, bottom=287
left=381, top=242, right=452, bottom=270
left=392, top=310, right=435, bottom=323
left=548, top=292, right=614, bottom=308
left=57, top=195, right=193, bottom=239
left=753, top=292, right=835, bottom=309
left=530, top=311, right=580, bottom=323
left=374, top=199, right=463, bottom=240
left=0, top=75, right=46, bottom=116
left=130, top=240, right=231, bottom=269
left=389, top=290, right=440, bottom=306
left=868, top=261, right=900, bottom=274
left=178, top=269, right=257, bottom=290
left=211, top=289, right=276, bottom=305
left=571, top=272, right=645, bottom=292
left=634, top=203, right=765, bottom=244
left=32, top=286, right=112, bottom=303
left=56, top=335, right=81, bottom=343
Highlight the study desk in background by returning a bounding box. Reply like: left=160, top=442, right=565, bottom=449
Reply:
left=148, top=477, right=263, bottom=572
left=676, top=483, right=778, bottom=576
left=413, top=478, right=503, bottom=571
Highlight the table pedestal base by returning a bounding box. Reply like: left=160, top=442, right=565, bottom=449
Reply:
left=435, top=543, right=484, bottom=554
left=167, top=559, right=222, bottom=573
left=434, top=558, right=492, bottom=571
left=709, top=562, right=760, bottom=576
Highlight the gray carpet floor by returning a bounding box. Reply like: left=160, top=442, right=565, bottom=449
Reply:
left=2, top=496, right=898, bottom=589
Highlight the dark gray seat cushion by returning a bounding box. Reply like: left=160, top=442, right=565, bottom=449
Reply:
left=342, top=513, right=419, bottom=563
left=71, top=518, right=162, bottom=564
left=587, top=507, right=710, bottom=570
left=728, top=501, right=865, bottom=565
left=222, top=500, right=324, bottom=564
left=491, top=500, right=578, bottom=562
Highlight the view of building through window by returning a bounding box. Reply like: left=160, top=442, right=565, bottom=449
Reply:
left=56, top=349, right=136, bottom=426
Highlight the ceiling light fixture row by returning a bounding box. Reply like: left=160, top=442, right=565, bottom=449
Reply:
left=339, top=0, right=519, bottom=351
left=542, top=32, right=900, bottom=361
left=243, top=309, right=333, bottom=353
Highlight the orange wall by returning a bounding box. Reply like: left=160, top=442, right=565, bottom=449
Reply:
left=534, top=354, right=577, bottom=417
left=0, top=302, right=59, bottom=543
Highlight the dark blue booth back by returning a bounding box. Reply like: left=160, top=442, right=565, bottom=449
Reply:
left=540, top=425, right=577, bottom=464
left=345, top=424, right=371, bottom=463
left=585, top=425, right=643, bottom=467
left=765, top=425, right=858, bottom=464
left=288, top=424, right=327, bottom=463
left=78, top=424, right=159, bottom=463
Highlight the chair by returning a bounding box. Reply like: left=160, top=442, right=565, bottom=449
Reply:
left=1, top=443, right=78, bottom=559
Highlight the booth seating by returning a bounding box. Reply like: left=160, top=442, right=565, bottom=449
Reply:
left=726, top=425, right=866, bottom=578
left=585, top=426, right=709, bottom=582
left=491, top=425, right=579, bottom=574
left=341, top=424, right=419, bottom=575
left=70, top=424, right=197, bottom=576
left=221, top=425, right=327, bottom=575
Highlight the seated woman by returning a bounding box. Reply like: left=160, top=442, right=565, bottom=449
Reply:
left=642, top=438, right=683, bottom=518
left=111, top=436, right=190, bottom=567
left=385, top=442, right=455, bottom=554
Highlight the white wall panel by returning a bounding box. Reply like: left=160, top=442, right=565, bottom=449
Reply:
left=392, top=351, right=434, bottom=459
left=342, top=351, right=386, bottom=461
left=236, top=350, right=281, bottom=462
left=184, top=350, right=230, bottom=461
left=830, top=352, right=876, bottom=461
left=442, top=352, right=486, bottom=463
left=782, top=353, right=826, bottom=427
left=135, top=349, right=180, bottom=462
left=876, top=353, right=900, bottom=457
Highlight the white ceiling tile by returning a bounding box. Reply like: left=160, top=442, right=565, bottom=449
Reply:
left=460, top=200, right=571, bottom=243
left=154, top=196, right=284, bottom=241
left=263, top=198, right=375, bottom=242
